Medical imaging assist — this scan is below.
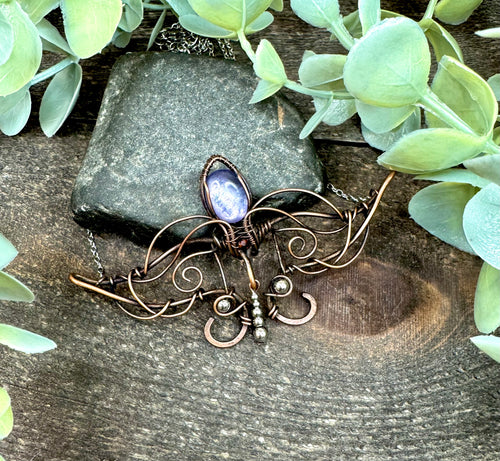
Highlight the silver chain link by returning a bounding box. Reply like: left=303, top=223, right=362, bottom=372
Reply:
left=326, top=183, right=371, bottom=203
left=156, top=22, right=235, bottom=60
left=86, top=229, right=105, bottom=278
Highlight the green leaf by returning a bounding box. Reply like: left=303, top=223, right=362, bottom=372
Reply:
left=470, top=335, right=500, bottom=362
left=0, top=324, right=56, bottom=354
left=299, top=98, right=333, bottom=139
left=415, top=168, right=491, bottom=188
left=0, top=271, right=34, bottom=302
left=356, top=102, right=413, bottom=134
left=249, top=79, right=281, bottom=103
left=474, top=262, right=500, bottom=334
left=17, top=0, right=59, bottom=24
left=0, top=7, right=14, bottom=65
left=167, top=0, right=196, bottom=16
left=378, top=128, right=485, bottom=174
left=409, top=182, right=477, bottom=253
left=313, top=96, right=356, bottom=127
left=0, top=387, right=13, bottom=440
left=187, top=0, right=272, bottom=32
left=359, top=0, right=380, bottom=34
left=269, top=0, right=283, bottom=11
left=476, top=27, right=500, bottom=39
left=147, top=8, right=168, bottom=50
left=343, top=9, right=400, bottom=39
left=362, top=108, right=421, bottom=151
left=39, top=62, right=82, bottom=137
left=245, top=11, right=273, bottom=34
left=61, top=0, right=122, bottom=59
left=298, top=52, right=345, bottom=90
left=427, top=56, right=497, bottom=136
left=291, top=0, right=340, bottom=29
left=0, top=234, right=17, bottom=270
left=463, top=183, right=500, bottom=269
left=0, top=2, right=42, bottom=97
left=36, top=18, right=73, bottom=55
left=119, top=0, right=143, bottom=33
left=179, top=14, right=236, bottom=38
left=344, top=18, right=431, bottom=107
left=112, top=28, right=132, bottom=48
left=420, top=18, right=463, bottom=63
left=464, top=154, right=500, bottom=187
left=254, top=39, right=287, bottom=84
left=0, top=84, right=28, bottom=115
left=0, top=87, right=30, bottom=136
left=435, top=0, right=482, bottom=25
left=487, top=74, right=500, bottom=101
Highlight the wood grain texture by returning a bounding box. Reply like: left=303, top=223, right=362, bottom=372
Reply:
left=1, top=1, right=500, bottom=460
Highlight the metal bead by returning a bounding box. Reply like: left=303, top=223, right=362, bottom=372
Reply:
left=251, top=307, right=263, bottom=317
left=273, top=278, right=290, bottom=294
left=253, top=327, right=268, bottom=343
left=253, top=316, right=264, bottom=328
left=216, top=298, right=231, bottom=313
left=251, top=292, right=259, bottom=300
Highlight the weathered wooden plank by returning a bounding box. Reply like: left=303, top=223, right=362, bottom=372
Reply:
left=1, top=1, right=500, bottom=459
left=1, top=131, right=499, bottom=460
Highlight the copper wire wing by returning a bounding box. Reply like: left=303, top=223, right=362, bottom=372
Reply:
left=70, top=155, right=395, bottom=348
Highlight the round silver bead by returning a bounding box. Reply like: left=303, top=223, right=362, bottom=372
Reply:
left=253, top=327, right=268, bottom=343
left=251, top=307, right=263, bottom=317
left=273, top=278, right=290, bottom=294
left=253, top=316, right=264, bottom=328
left=216, top=298, right=231, bottom=313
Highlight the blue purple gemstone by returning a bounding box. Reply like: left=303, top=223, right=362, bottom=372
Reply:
left=206, top=169, right=249, bottom=223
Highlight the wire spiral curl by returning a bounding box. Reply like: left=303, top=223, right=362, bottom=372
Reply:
left=70, top=156, right=395, bottom=347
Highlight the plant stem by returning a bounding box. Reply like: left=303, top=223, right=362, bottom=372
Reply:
left=285, top=80, right=353, bottom=100
left=329, top=19, right=355, bottom=51
left=422, top=0, right=438, bottom=20
left=419, top=87, right=500, bottom=154
left=237, top=30, right=256, bottom=63
left=30, top=57, right=76, bottom=86
left=143, top=3, right=168, bottom=10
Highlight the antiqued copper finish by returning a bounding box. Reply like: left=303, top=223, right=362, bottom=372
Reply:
left=70, top=156, right=395, bottom=348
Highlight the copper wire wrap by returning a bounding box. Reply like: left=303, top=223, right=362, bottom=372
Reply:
left=70, top=156, right=395, bottom=347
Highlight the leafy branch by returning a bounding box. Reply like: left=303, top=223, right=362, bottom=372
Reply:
left=0, top=233, right=56, bottom=459
left=170, top=0, right=500, bottom=362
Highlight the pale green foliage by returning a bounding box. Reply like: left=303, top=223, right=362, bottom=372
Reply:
left=378, top=128, right=485, bottom=173
left=0, top=1, right=41, bottom=96
left=0, top=233, right=56, bottom=454
left=409, top=182, right=478, bottom=254
left=474, top=262, right=500, bottom=334
left=420, top=18, right=463, bottom=63
left=290, top=0, right=339, bottom=29
left=60, top=0, right=122, bottom=58
left=471, top=336, right=500, bottom=362
left=344, top=18, right=431, bottom=107
left=464, top=154, right=500, bottom=186
left=435, top=0, right=482, bottom=25
left=0, top=387, right=13, bottom=441
left=476, top=27, right=500, bottom=39
left=463, top=184, right=500, bottom=269
left=427, top=56, right=497, bottom=136
left=40, top=62, right=82, bottom=137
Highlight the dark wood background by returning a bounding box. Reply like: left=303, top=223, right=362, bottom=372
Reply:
left=1, top=1, right=499, bottom=460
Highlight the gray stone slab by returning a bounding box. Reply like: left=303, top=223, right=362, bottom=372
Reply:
left=71, top=52, right=325, bottom=242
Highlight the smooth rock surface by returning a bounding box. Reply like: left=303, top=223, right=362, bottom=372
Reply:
left=71, top=52, right=324, bottom=242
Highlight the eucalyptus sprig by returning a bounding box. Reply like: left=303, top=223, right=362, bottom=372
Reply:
left=0, top=0, right=173, bottom=136
left=173, top=0, right=500, bottom=362
left=0, top=233, right=56, bottom=459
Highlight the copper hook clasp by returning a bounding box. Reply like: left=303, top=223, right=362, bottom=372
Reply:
left=204, top=316, right=249, bottom=348
left=269, top=293, right=317, bottom=326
